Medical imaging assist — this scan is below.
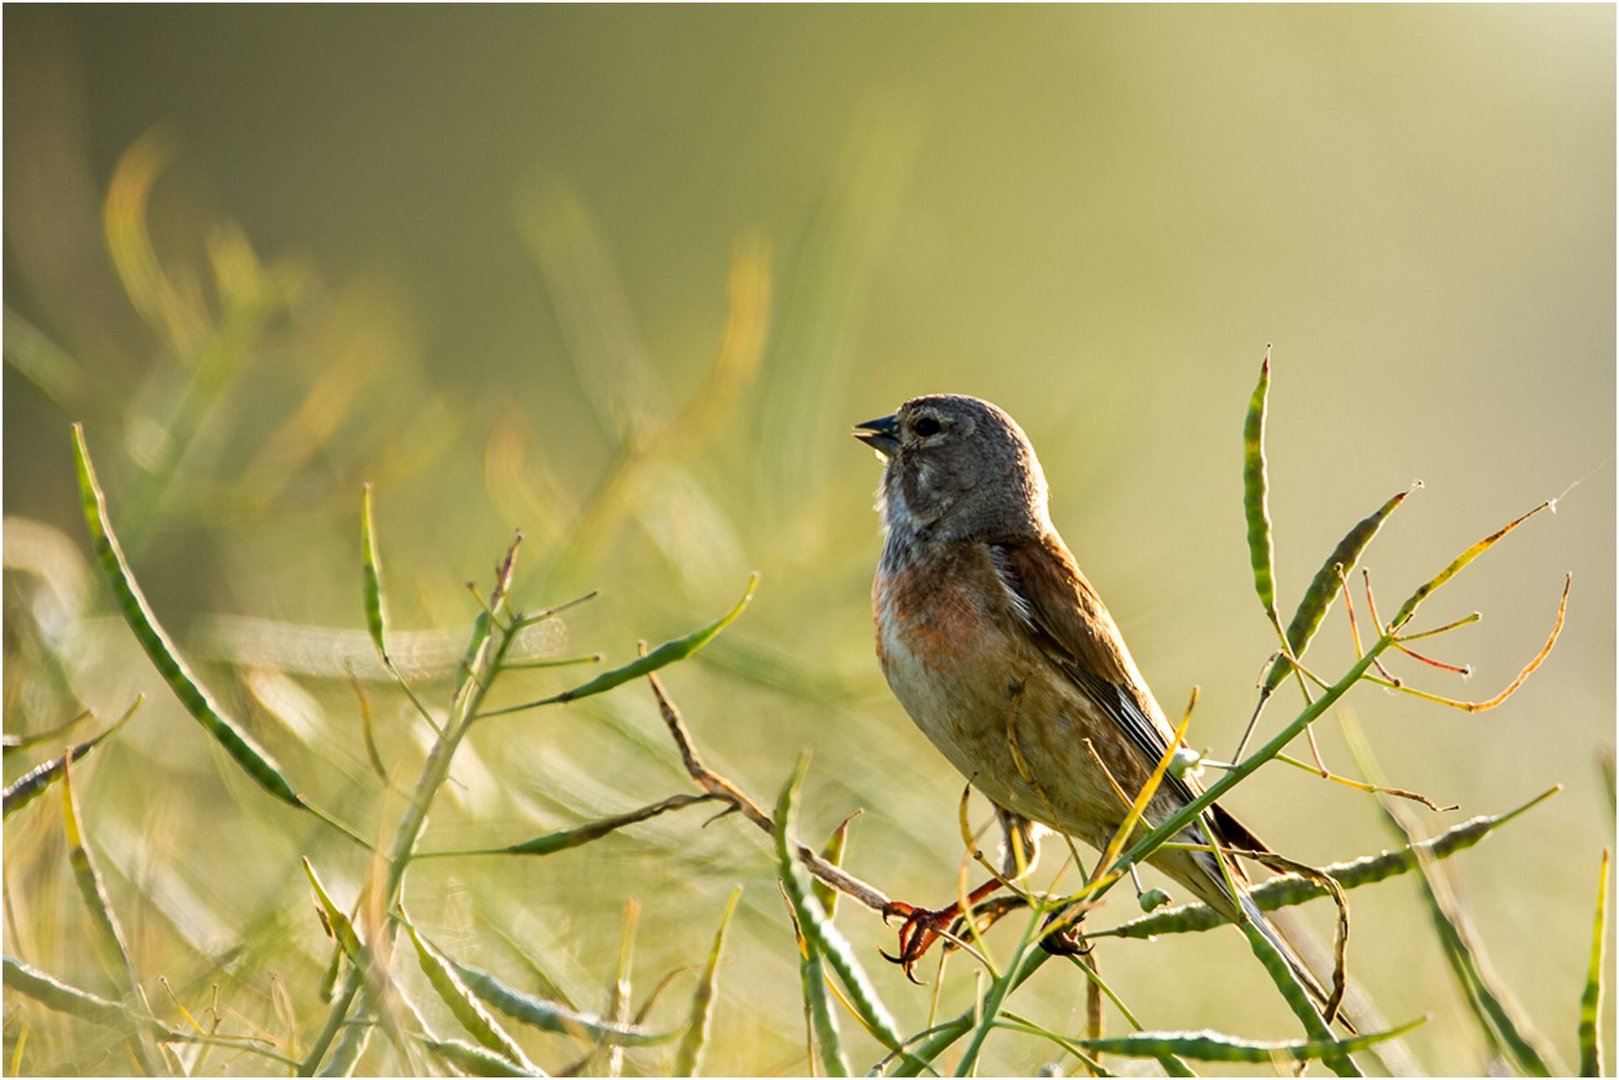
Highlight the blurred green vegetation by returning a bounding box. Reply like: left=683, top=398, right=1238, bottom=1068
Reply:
left=3, top=6, right=1613, bottom=1075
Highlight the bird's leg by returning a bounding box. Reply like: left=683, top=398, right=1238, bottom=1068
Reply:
left=880, top=877, right=1018, bottom=981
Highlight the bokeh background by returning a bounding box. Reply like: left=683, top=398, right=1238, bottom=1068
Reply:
left=4, top=6, right=1613, bottom=1075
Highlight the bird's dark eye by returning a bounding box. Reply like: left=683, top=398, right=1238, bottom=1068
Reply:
left=913, top=416, right=942, bottom=437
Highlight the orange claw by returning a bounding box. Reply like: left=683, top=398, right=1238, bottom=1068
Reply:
left=879, top=901, right=955, bottom=983
left=880, top=877, right=1009, bottom=982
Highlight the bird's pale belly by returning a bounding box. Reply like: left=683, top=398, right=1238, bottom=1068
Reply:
left=875, top=581, right=1114, bottom=847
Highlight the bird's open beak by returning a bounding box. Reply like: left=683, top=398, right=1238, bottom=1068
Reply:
left=853, top=413, right=900, bottom=458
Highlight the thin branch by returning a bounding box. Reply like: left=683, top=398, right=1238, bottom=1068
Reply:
left=644, top=670, right=894, bottom=912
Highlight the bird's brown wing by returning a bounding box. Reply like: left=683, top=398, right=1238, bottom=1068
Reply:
left=989, top=534, right=1266, bottom=852
left=991, top=538, right=1352, bottom=1021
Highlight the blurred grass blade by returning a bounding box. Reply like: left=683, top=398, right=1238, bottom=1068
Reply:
left=481, top=574, right=758, bottom=716
left=301, top=858, right=362, bottom=962
left=71, top=423, right=304, bottom=809
left=361, top=483, right=388, bottom=658
left=773, top=753, right=913, bottom=1066
left=1103, top=787, right=1561, bottom=939
left=1579, top=850, right=1610, bottom=1077
left=318, top=1018, right=372, bottom=1078
left=2, top=708, right=93, bottom=753
left=4, top=306, right=87, bottom=407
left=362, top=484, right=443, bottom=735
left=1074, top=1017, right=1425, bottom=1063
left=403, top=915, right=539, bottom=1073
left=674, top=885, right=742, bottom=1076
left=756, top=106, right=920, bottom=512
left=453, top=962, right=676, bottom=1046
left=103, top=131, right=206, bottom=354
left=516, top=179, right=662, bottom=441
left=1242, top=349, right=1281, bottom=630
left=1387, top=500, right=1552, bottom=632
left=418, top=1036, right=544, bottom=1077
left=1266, top=485, right=1416, bottom=693
left=455, top=611, right=495, bottom=703
left=657, top=234, right=771, bottom=459
left=61, top=758, right=141, bottom=995
left=633, top=969, right=690, bottom=1027
left=1343, top=715, right=1561, bottom=1076
left=60, top=758, right=159, bottom=1074
left=348, top=674, right=390, bottom=787
left=317, top=940, right=345, bottom=1003
left=3, top=955, right=158, bottom=1032
left=534, top=221, right=770, bottom=590
left=603, top=899, right=638, bottom=1079
left=4, top=696, right=142, bottom=819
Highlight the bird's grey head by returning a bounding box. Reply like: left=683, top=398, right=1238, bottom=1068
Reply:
left=853, top=394, right=1051, bottom=546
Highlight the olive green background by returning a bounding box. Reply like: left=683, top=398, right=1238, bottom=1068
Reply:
left=5, top=6, right=1613, bottom=1075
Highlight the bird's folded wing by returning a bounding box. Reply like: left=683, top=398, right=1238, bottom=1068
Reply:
left=990, top=535, right=1273, bottom=859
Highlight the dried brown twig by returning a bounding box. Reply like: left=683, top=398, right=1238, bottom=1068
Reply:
left=644, top=669, right=894, bottom=912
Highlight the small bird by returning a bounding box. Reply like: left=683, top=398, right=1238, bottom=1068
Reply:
left=855, top=393, right=1324, bottom=1003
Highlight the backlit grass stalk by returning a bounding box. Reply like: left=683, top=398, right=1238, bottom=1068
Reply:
left=73, top=424, right=370, bottom=849
left=60, top=758, right=161, bottom=1075
left=1068, top=1017, right=1426, bottom=1064
left=674, top=885, right=742, bottom=1077
left=304, top=501, right=758, bottom=1073
left=403, top=915, right=538, bottom=1074
left=416, top=1036, right=538, bottom=1078
left=807, top=816, right=857, bottom=1077
left=952, top=904, right=1053, bottom=1078
left=1579, top=850, right=1610, bottom=1078
left=1241, top=346, right=1280, bottom=632
left=1100, top=787, right=1560, bottom=939
left=454, top=961, right=678, bottom=1046
left=299, top=533, right=529, bottom=1074
left=3, top=956, right=302, bottom=1071
left=1121, top=487, right=1558, bottom=899
left=3, top=696, right=142, bottom=819
left=477, top=574, right=757, bottom=717
left=1341, top=714, right=1563, bottom=1077
left=800, top=943, right=849, bottom=1078
left=361, top=483, right=442, bottom=735
left=774, top=754, right=915, bottom=1069
left=1262, top=484, right=1417, bottom=700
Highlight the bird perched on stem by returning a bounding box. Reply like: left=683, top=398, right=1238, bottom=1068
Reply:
left=854, top=393, right=1330, bottom=1013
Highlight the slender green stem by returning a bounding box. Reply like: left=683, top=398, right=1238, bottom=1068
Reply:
left=301, top=585, right=524, bottom=1075
left=953, top=906, right=1046, bottom=1076
left=1118, top=638, right=1391, bottom=877
left=895, top=639, right=1397, bottom=1076
left=165, top=1032, right=302, bottom=1070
